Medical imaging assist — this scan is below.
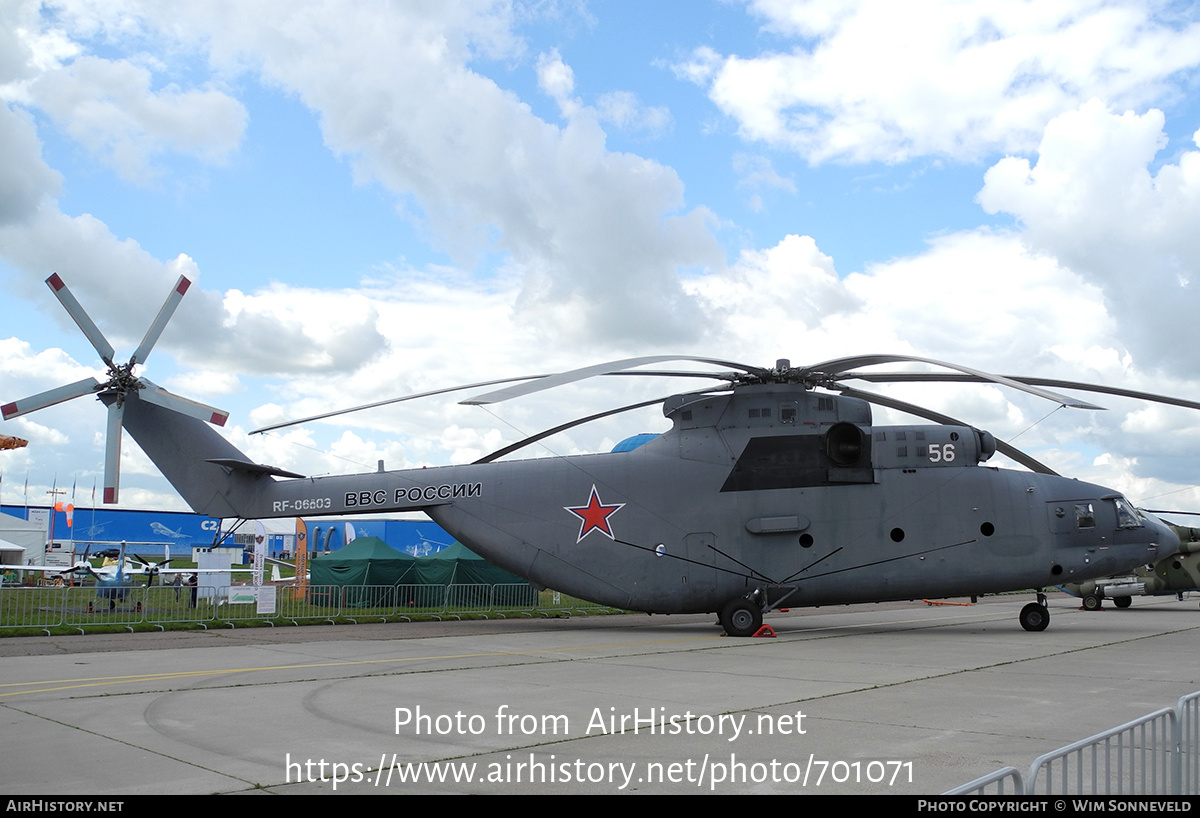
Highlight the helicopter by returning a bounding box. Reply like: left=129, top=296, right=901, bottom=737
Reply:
left=3, top=274, right=1194, bottom=635
left=1061, top=523, right=1200, bottom=610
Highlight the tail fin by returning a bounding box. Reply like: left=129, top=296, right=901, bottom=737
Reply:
left=116, top=390, right=268, bottom=518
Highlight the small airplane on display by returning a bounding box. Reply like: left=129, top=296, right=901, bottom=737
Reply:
left=18, top=544, right=171, bottom=608
left=1062, top=522, right=1200, bottom=610
left=15, top=543, right=257, bottom=608
left=5, top=274, right=1199, bottom=635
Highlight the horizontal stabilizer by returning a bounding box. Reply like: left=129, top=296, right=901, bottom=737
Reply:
left=206, top=458, right=306, bottom=479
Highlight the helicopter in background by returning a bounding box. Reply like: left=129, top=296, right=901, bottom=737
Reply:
left=1062, top=523, right=1200, bottom=610
left=3, top=274, right=1194, bottom=635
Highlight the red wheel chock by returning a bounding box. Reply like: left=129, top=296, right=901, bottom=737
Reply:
left=752, top=625, right=776, bottom=638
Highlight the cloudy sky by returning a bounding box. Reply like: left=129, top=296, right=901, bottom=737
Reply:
left=3, top=0, right=1200, bottom=516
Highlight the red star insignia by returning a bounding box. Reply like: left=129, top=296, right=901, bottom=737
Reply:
left=564, top=485, right=625, bottom=542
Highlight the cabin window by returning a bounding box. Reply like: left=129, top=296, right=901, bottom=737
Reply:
left=1075, top=503, right=1095, bottom=530
left=1112, top=497, right=1143, bottom=530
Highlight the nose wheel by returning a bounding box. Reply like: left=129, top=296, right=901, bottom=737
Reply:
left=1019, top=597, right=1050, bottom=632
left=720, top=596, right=764, bottom=637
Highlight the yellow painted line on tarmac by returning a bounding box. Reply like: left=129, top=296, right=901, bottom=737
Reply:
left=0, top=633, right=722, bottom=698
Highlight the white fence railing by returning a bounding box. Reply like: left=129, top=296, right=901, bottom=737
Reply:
left=0, top=583, right=613, bottom=633
left=948, top=691, right=1200, bottom=795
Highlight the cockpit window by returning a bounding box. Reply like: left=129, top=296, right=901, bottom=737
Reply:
left=1075, top=503, right=1095, bottom=530
left=1113, top=497, right=1143, bottom=530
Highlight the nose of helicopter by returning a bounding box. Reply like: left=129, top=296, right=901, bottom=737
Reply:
left=1145, top=513, right=1180, bottom=560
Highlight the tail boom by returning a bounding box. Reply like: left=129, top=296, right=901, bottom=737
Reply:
left=118, top=390, right=476, bottom=519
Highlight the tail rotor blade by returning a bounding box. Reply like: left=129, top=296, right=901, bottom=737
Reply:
left=131, top=276, right=191, bottom=366
left=139, top=379, right=229, bottom=426
left=104, top=402, right=124, bottom=504
left=45, top=274, right=116, bottom=367
left=2, top=377, right=100, bottom=420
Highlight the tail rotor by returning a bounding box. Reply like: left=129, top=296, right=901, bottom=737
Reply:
left=2, top=274, right=229, bottom=503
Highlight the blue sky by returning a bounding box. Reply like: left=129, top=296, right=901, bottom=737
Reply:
left=4, top=0, right=1200, bottom=513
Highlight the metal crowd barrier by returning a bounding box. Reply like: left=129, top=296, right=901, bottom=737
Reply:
left=1026, top=707, right=1175, bottom=794
left=537, top=588, right=619, bottom=614
left=948, top=690, right=1200, bottom=795
left=0, top=582, right=611, bottom=633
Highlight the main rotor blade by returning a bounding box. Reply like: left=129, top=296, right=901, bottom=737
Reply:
left=835, top=384, right=1059, bottom=475
left=605, top=369, right=742, bottom=381
left=131, top=276, right=191, bottom=366
left=473, top=388, right=729, bottom=464
left=250, top=375, right=552, bottom=435
left=138, top=379, right=229, bottom=426
left=840, top=372, right=1200, bottom=412
left=799, top=355, right=1105, bottom=410
left=2, top=377, right=101, bottom=420
left=252, top=370, right=743, bottom=435
left=45, top=274, right=116, bottom=367
left=463, top=356, right=762, bottom=405
left=104, top=401, right=124, bottom=504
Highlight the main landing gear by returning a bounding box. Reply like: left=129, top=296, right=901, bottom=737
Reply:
left=1019, top=592, right=1050, bottom=632
left=719, top=592, right=764, bottom=637
left=1082, top=593, right=1132, bottom=610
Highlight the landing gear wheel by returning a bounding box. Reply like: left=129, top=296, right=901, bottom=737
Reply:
left=1019, top=602, right=1050, bottom=632
left=1113, top=597, right=1132, bottom=609
left=1082, top=594, right=1102, bottom=611
left=720, top=598, right=763, bottom=637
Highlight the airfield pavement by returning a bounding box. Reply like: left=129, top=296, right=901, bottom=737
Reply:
left=1, top=590, right=1199, bottom=796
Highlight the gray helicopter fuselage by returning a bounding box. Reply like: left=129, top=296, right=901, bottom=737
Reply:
left=13, top=273, right=1183, bottom=632
left=122, top=383, right=1176, bottom=615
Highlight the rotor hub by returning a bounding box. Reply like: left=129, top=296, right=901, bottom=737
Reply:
left=102, top=362, right=143, bottom=403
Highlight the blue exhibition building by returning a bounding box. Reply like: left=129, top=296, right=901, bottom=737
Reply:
left=0, top=503, right=454, bottom=562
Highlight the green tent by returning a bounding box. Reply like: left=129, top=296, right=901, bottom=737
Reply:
left=309, top=538, right=531, bottom=608
left=309, top=537, right=415, bottom=606
left=408, top=542, right=525, bottom=585
left=310, top=537, right=415, bottom=585
left=409, top=542, right=531, bottom=607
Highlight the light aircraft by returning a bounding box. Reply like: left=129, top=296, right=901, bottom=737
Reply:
left=4, top=274, right=1197, bottom=635
left=1062, top=523, right=1200, bottom=610
left=18, top=544, right=169, bottom=608
left=15, top=543, right=255, bottom=607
